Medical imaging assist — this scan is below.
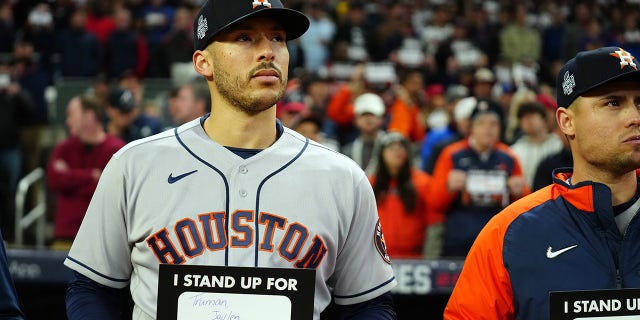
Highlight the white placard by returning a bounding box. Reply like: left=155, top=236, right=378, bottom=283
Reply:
left=465, top=170, right=507, bottom=195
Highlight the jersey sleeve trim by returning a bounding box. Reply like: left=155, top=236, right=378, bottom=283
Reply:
left=333, top=276, right=396, bottom=299
left=65, top=256, right=130, bottom=283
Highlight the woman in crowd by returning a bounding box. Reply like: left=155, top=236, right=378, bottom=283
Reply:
left=369, top=132, right=436, bottom=259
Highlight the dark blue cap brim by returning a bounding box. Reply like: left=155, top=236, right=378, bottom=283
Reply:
left=579, top=69, right=640, bottom=96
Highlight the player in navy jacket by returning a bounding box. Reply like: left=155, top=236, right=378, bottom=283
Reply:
left=446, top=46, right=640, bottom=319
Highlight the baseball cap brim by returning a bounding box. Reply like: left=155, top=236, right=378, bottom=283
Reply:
left=579, top=70, right=640, bottom=98
left=196, top=8, right=309, bottom=51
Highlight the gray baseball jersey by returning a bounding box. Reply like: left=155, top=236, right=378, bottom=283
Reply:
left=64, top=117, right=397, bottom=319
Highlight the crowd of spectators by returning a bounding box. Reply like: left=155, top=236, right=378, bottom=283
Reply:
left=2, top=0, right=640, bottom=257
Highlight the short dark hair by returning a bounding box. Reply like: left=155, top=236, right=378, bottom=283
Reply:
left=517, top=102, right=546, bottom=120
left=294, top=114, right=323, bottom=130
left=168, top=86, right=181, bottom=99
left=79, top=94, right=106, bottom=121
left=397, top=68, right=423, bottom=85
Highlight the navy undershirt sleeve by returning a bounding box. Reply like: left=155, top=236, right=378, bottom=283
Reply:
left=66, top=271, right=127, bottom=320
left=335, top=292, right=397, bottom=319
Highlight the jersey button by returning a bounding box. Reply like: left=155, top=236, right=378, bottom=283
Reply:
left=239, top=166, right=248, bottom=174
left=239, top=189, right=248, bottom=197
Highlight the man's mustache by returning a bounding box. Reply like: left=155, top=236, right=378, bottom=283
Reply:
left=249, top=63, right=282, bottom=79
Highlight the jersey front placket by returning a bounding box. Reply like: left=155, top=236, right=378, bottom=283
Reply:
left=227, top=162, right=260, bottom=266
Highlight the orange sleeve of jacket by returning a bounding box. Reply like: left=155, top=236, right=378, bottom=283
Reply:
left=326, top=84, right=355, bottom=126
left=443, top=209, right=515, bottom=319
left=387, top=99, right=425, bottom=141
left=412, top=169, right=437, bottom=225
left=444, top=189, right=553, bottom=319
left=426, top=141, right=463, bottom=223
left=409, top=106, right=426, bottom=142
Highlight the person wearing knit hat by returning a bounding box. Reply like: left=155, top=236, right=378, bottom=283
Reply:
left=447, top=46, right=640, bottom=319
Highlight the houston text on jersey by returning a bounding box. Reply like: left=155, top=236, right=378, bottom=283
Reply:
left=146, top=210, right=328, bottom=268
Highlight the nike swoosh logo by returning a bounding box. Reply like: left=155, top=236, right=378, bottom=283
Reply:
left=546, top=244, right=578, bottom=259
left=167, top=170, right=198, bottom=184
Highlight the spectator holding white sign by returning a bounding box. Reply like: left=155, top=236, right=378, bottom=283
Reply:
left=428, top=99, right=529, bottom=258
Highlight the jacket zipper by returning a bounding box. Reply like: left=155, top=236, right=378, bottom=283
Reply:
left=615, top=222, right=630, bottom=289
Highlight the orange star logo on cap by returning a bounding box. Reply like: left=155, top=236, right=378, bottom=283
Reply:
left=252, top=0, right=272, bottom=9
left=610, top=48, right=638, bottom=70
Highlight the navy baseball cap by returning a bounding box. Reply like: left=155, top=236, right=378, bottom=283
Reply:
left=108, top=87, right=135, bottom=113
left=469, top=99, right=504, bottom=124
left=557, top=46, right=640, bottom=108
left=193, top=0, right=310, bottom=51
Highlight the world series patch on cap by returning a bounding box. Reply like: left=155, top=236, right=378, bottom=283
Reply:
left=193, top=0, right=310, bottom=51
left=557, top=46, right=640, bottom=108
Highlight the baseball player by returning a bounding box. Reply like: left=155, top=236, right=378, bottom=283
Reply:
left=445, top=47, right=640, bottom=319
left=64, top=1, right=397, bottom=319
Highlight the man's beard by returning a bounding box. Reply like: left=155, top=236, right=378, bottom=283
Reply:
left=214, top=62, right=287, bottom=115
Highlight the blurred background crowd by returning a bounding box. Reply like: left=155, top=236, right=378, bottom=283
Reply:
left=1, top=0, right=639, bottom=260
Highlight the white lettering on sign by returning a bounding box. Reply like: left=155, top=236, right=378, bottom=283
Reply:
left=391, top=263, right=432, bottom=295
left=573, top=299, right=622, bottom=313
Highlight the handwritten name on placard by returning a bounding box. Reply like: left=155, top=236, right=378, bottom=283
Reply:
left=550, top=288, right=640, bottom=319
left=177, top=292, right=291, bottom=320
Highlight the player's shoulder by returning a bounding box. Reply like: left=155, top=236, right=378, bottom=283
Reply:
left=441, top=139, right=468, bottom=155
left=282, top=128, right=361, bottom=164
left=486, top=186, right=556, bottom=234
left=112, top=120, right=200, bottom=159
left=281, top=128, right=366, bottom=175
left=112, top=129, right=175, bottom=158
